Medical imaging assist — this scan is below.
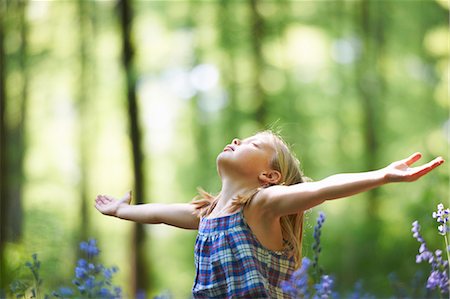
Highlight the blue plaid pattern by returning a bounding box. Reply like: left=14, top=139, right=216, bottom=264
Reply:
left=192, top=210, right=295, bottom=298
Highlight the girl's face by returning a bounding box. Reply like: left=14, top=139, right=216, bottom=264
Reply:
left=217, top=134, right=276, bottom=179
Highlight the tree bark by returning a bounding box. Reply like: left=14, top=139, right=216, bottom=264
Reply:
left=0, top=0, right=8, bottom=294
left=118, top=0, right=150, bottom=296
left=218, top=0, right=239, bottom=142
left=249, top=0, right=267, bottom=128
left=356, top=0, right=386, bottom=217
left=76, top=0, right=92, bottom=242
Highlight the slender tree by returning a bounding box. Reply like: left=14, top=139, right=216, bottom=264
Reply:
left=0, top=0, right=8, bottom=293
left=217, top=0, right=239, bottom=142
left=186, top=2, right=215, bottom=191
left=355, top=0, right=386, bottom=216
left=353, top=0, right=387, bottom=284
left=249, top=0, right=267, bottom=128
left=76, top=0, right=93, bottom=242
left=0, top=0, right=28, bottom=290
left=118, top=0, right=150, bottom=296
left=7, top=0, right=29, bottom=241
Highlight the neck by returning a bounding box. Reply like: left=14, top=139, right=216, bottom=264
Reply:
left=214, top=177, right=260, bottom=213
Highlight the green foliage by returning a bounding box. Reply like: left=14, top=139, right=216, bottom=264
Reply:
left=9, top=240, right=121, bottom=299
left=10, top=254, right=44, bottom=299
left=1, top=0, right=448, bottom=296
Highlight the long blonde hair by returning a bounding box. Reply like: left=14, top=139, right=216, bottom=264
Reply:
left=192, top=130, right=308, bottom=268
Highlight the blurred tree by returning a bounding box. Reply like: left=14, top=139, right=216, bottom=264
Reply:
left=76, top=0, right=93, bottom=243
left=249, top=0, right=267, bottom=128
left=0, top=0, right=28, bottom=291
left=7, top=0, right=28, bottom=243
left=356, top=0, right=386, bottom=216
left=217, top=0, right=239, bottom=142
left=118, top=0, right=150, bottom=296
left=187, top=3, right=215, bottom=191
left=0, top=0, right=7, bottom=294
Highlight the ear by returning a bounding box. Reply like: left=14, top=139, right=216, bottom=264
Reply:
left=258, top=170, right=282, bottom=186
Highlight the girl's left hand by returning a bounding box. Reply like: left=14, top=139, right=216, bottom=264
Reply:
left=384, top=152, right=444, bottom=183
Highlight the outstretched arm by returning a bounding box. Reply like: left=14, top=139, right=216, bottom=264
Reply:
left=259, top=153, right=444, bottom=217
left=95, top=191, right=199, bottom=230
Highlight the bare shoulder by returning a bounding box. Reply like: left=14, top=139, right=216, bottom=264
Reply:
left=252, top=185, right=290, bottom=205
left=249, top=186, right=288, bottom=217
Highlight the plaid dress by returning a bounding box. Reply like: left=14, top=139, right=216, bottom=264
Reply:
left=192, top=210, right=295, bottom=298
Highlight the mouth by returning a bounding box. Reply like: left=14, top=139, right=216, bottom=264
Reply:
left=224, top=145, right=235, bottom=152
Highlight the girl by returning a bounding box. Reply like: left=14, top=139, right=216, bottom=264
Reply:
left=95, top=130, right=444, bottom=298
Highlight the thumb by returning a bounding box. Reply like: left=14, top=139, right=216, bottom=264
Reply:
left=121, top=190, right=132, bottom=204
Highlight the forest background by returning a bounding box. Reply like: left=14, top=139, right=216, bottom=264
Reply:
left=0, top=0, right=449, bottom=298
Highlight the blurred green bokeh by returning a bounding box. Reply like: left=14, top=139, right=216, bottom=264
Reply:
left=1, top=0, right=448, bottom=298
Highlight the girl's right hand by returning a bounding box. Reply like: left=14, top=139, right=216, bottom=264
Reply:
left=95, top=191, right=132, bottom=216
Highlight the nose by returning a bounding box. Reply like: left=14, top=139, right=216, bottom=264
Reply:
left=232, top=138, right=241, bottom=145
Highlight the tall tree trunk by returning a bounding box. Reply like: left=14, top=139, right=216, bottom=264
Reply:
left=356, top=0, right=386, bottom=216
left=6, top=0, right=28, bottom=243
left=118, top=0, right=150, bottom=296
left=0, top=0, right=28, bottom=290
left=249, top=0, right=267, bottom=128
left=76, top=0, right=92, bottom=242
left=0, top=0, right=8, bottom=294
left=354, top=0, right=386, bottom=279
left=187, top=2, right=214, bottom=191
left=218, top=0, right=239, bottom=142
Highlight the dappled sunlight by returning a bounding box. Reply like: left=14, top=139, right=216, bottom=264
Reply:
left=1, top=0, right=448, bottom=298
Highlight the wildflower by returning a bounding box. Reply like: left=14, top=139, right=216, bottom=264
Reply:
left=314, top=274, right=334, bottom=299
left=80, top=239, right=100, bottom=257
left=312, top=212, right=326, bottom=280
left=411, top=221, right=433, bottom=264
left=52, top=286, right=74, bottom=297
left=412, top=219, right=449, bottom=295
left=432, top=203, right=450, bottom=235
left=281, top=257, right=312, bottom=298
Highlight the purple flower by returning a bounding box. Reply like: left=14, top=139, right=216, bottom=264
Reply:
left=427, top=270, right=449, bottom=292
left=432, top=203, right=450, bottom=235
left=412, top=219, right=449, bottom=295
left=314, top=274, right=334, bottom=298
left=75, top=266, right=87, bottom=279
left=68, top=239, right=121, bottom=298
left=80, top=239, right=100, bottom=257
left=281, top=257, right=312, bottom=297
left=313, top=212, right=326, bottom=279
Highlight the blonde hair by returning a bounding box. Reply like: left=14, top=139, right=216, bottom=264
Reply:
left=192, top=130, right=308, bottom=268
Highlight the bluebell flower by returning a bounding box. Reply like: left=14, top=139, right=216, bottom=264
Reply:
left=281, top=257, right=312, bottom=298
left=80, top=239, right=100, bottom=257
left=313, top=212, right=326, bottom=279
left=75, top=266, right=87, bottom=279
left=99, top=287, right=110, bottom=297
left=77, top=258, right=87, bottom=267
left=104, top=268, right=113, bottom=280
left=412, top=219, right=449, bottom=295
left=55, top=239, right=122, bottom=298
left=52, top=286, right=75, bottom=298
left=314, top=274, right=334, bottom=299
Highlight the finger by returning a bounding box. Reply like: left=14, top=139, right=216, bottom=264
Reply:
left=410, top=157, right=445, bottom=180
left=121, top=191, right=132, bottom=203
left=121, top=191, right=131, bottom=200
left=403, top=152, right=422, bottom=166
left=98, top=195, right=110, bottom=204
left=102, top=195, right=113, bottom=202
left=95, top=203, right=106, bottom=213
